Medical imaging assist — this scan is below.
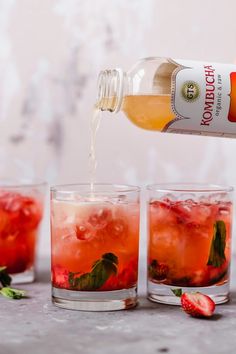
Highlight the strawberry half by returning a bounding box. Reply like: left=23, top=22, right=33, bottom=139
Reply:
left=181, top=292, right=215, bottom=318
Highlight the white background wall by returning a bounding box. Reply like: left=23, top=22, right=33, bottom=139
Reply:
left=1, top=0, right=236, bottom=257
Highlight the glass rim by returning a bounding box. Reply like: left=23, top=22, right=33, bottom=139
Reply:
left=146, top=183, right=234, bottom=193
left=0, top=178, right=47, bottom=189
left=50, top=183, right=140, bottom=194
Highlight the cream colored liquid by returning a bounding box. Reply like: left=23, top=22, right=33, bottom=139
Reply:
left=98, top=94, right=175, bottom=131
left=122, top=95, right=175, bottom=131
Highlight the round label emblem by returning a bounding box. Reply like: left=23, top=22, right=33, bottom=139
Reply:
left=181, top=81, right=200, bottom=102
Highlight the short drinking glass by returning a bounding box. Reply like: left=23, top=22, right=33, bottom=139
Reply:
left=147, top=184, right=233, bottom=305
left=0, top=180, right=46, bottom=283
left=51, top=184, right=140, bottom=311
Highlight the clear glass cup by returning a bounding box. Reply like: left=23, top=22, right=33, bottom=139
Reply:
left=51, top=184, right=140, bottom=311
left=0, top=180, right=46, bottom=283
left=147, top=184, right=233, bottom=305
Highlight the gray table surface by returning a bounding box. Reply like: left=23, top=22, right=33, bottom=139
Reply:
left=1, top=257, right=236, bottom=354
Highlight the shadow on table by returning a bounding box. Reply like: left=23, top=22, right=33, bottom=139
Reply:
left=36, top=268, right=51, bottom=283
left=136, top=295, right=178, bottom=312
left=226, top=291, right=236, bottom=305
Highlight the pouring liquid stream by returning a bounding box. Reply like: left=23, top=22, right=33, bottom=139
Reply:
left=89, top=107, right=102, bottom=196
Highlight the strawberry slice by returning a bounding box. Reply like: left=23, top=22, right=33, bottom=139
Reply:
left=181, top=292, right=215, bottom=318
left=52, top=266, right=70, bottom=289
left=148, top=259, right=169, bottom=281
left=100, top=258, right=138, bottom=291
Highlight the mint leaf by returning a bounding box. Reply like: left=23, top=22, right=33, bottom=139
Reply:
left=207, top=220, right=226, bottom=267
left=89, top=257, right=117, bottom=289
left=70, top=273, right=93, bottom=290
left=68, top=271, right=81, bottom=288
left=0, top=268, right=26, bottom=300
left=102, top=253, right=118, bottom=265
left=0, top=266, right=12, bottom=287
left=69, top=252, right=118, bottom=291
left=171, top=288, right=182, bottom=297
left=0, top=287, right=26, bottom=299
left=148, top=260, right=158, bottom=278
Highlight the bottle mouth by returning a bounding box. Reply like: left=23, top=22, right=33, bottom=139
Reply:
left=96, top=68, right=124, bottom=113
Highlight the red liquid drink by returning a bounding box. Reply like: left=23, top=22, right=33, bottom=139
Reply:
left=0, top=187, right=44, bottom=283
left=51, top=201, right=139, bottom=291
left=51, top=184, right=140, bottom=311
left=147, top=184, right=233, bottom=305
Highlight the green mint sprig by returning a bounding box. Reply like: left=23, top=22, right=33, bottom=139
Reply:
left=69, top=253, right=118, bottom=291
left=0, top=287, right=26, bottom=299
left=171, top=288, right=183, bottom=297
left=0, top=266, right=12, bottom=287
left=207, top=220, right=226, bottom=268
left=0, top=266, right=26, bottom=300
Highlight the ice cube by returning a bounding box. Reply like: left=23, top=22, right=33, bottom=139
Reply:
left=192, top=204, right=212, bottom=224
left=208, top=193, right=229, bottom=203
left=170, top=202, right=193, bottom=223
left=75, top=223, right=95, bottom=240
left=150, top=200, right=177, bottom=225
left=218, top=202, right=232, bottom=216
left=61, top=226, right=76, bottom=240
left=160, top=194, right=176, bottom=202
left=87, top=208, right=112, bottom=229
left=178, top=193, right=195, bottom=202
left=185, top=198, right=197, bottom=205
left=106, top=218, right=128, bottom=238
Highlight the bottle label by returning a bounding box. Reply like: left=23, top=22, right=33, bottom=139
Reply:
left=165, top=59, right=236, bottom=136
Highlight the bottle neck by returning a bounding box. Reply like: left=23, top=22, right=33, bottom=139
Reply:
left=96, top=68, right=125, bottom=112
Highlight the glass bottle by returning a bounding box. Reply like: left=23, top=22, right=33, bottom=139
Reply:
left=96, top=57, right=236, bottom=138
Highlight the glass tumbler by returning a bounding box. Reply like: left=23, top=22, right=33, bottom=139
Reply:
left=0, top=180, right=46, bottom=284
left=147, top=184, right=233, bottom=305
left=51, top=184, right=140, bottom=311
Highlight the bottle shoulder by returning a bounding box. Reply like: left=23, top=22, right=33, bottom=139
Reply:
left=126, top=57, right=177, bottom=95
